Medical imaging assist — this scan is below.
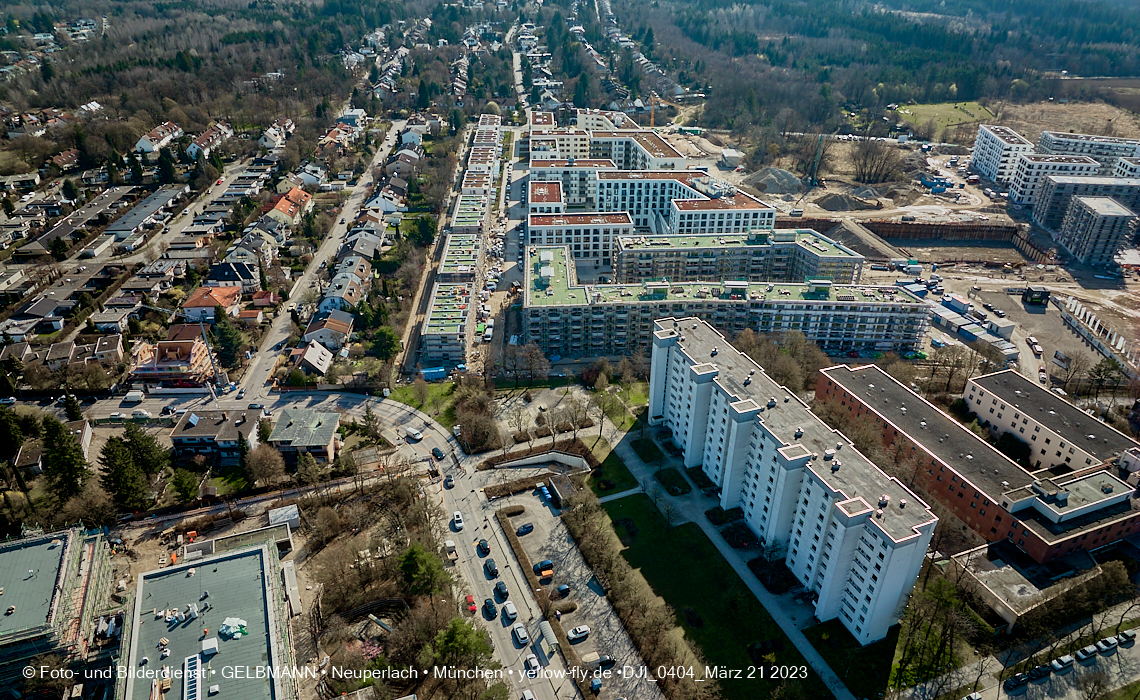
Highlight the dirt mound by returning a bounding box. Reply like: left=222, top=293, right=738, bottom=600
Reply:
left=742, top=167, right=804, bottom=194
left=851, top=186, right=881, bottom=199
left=813, top=192, right=879, bottom=212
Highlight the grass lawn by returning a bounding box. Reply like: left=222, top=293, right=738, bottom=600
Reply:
left=621, top=381, right=649, bottom=406
left=653, top=467, right=692, bottom=496
left=604, top=495, right=829, bottom=700
left=387, top=382, right=459, bottom=429
left=210, top=464, right=248, bottom=495
left=585, top=435, right=639, bottom=496
left=897, top=101, right=994, bottom=134
left=1104, top=677, right=1140, bottom=700
left=602, top=393, right=638, bottom=431
left=804, top=618, right=898, bottom=700
left=630, top=437, right=664, bottom=465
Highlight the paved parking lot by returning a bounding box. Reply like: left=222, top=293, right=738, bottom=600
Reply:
left=508, top=488, right=665, bottom=700
left=992, top=637, right=1140, bottom=700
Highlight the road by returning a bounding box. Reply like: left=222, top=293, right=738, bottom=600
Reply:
left=240, top=120, right=406, bottom=399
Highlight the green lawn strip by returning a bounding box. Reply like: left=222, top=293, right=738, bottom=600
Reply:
left=1104, top=677, right=1140, bottom=700
left=630, top=437, right=664, bottom=465
left=653, top=467, right=692, bottom=496
left=620, top=381, right=650, bottom=406
left=602, top=394, right=637, bottom=430
left=584, top=436, right=639, bottom=496
left=386, top=382, right=458, bottom=428
left=603, top=495, right=830, bottom=700
left=803, top=619, right=898, bottom=700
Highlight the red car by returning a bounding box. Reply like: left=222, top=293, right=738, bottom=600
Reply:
left=465, top=595, right=476, bottom=613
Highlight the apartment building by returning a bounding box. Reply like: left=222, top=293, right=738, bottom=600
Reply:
left=595, top=171, right=776, bottom=233
left=135, top=120, right=184, bottom=153
left=529, top=159, right=617, bottom=206
left=439, top=233, right=483, bottom=282
left=648, top=318, right=936, bottom=644
left=186, top=122, right=234, bottom=160
left=1114, top=157, right=1140, bottom=179
left=966, top=370, right=1139, bottom=471
left=528, top=181, right=565, bottom=214
left=819, top=364, right=1140, bottom=564
left=1032, top=175, right=1140, bottom=229
left=612, top=228, right=864, bottom=284
left=526, top=213, right=634, bottom=263
left=589, top=130, right=687, bottom=170
left=129, top=337, right=218, bottom=387
left=1057, top=196, right=1136, bottom=266
left=1008, top=154, right=1099, bottom=206
left=170, top=409, right=260, bottom=466
left=452, top=194, right=488, bottom=234
left=972, top=125, right=1034, bottom=184
left=1037, top=131, right=1140, bottom=172
left=467, top=145, right=500, bottom=174
left=419, top=282, right=471, bottom=365
left=522, top=246, right=929, bottom=358
left=528, top=128, right=592, bottom=160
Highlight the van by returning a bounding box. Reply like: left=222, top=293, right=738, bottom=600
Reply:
left=789, top=208, right=804, bottom=217
left=123, top=390, right=145, bottom=403
left=503, top=601, right=517, bottom=621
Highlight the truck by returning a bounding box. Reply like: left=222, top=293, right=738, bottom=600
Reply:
left=444, top=540, right=458, bottom=564
left=420, top=367, right=447, bottom=381
left=123, top=390, right=145, bottom=404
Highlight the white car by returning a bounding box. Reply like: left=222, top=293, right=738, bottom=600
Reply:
left=524, top=654, right=540, bottom=676
left=132, top=409, right=152, bottom=419
left=0, top=397, right=15, bottom=405
left=1039, top=371, right=1048, bottom=384
left=512, top=622, right=529, bottom=646
left=566, top=625, right=590, bottom=642
left=407, top=428, right=424, bottom=441
left=453, top=511, right=465, bottom=530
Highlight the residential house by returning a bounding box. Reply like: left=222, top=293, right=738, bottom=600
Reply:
left=245, top=216, right=290, bottom=244
left=129, top=337, right=217, bottom=387
left=51, top=149, right=80, bottom=171
left=337, top=108, right=367, bottom=128
left=290, top=340, right=334, bottom=376
left=181, top=285, right=242, bottom=322
left=302, top=309, right=354, bottom=350
left=251, top=291, right=281, bottom=308
left=337, top=256, right=372, bottom=286
left=135, top=121, right=183, bottom=153
left=340, top=230, right=385, bottom=260
left=275, top=173, right=306, bottom=194
left=266, top=187, right=313, bottom=227
left=186, top=122, right=234, bottom=160
left=260, top=125, right=288, bottom=150
left=94, top=334, right=124, bottom=364
left=400, top=130, right=423, bottom=147
left=237, top=309, right=264, bottom=326
left=318, top=273, right=365, bottom=312
left=103, top=295, right=143, bottom=316
left=385, top=153, right=418, bottom=178
left=90, top=308, right=132, bottom=332
left=267, top=407, right=340, bottom=464
left=207, top=262, right=260, bottom=294
left=225, top=232, right=275, bottom=268
left=170, top=410, right=259, bottom=467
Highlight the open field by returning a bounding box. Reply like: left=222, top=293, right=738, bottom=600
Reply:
left=896, top=101, right=995, bottom=134
left=990, top=99, right=1140, bottom=144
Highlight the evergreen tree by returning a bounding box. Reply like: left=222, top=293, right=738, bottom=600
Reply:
left=63, top=394, right=83, bottom=421
left=259, top=261, right=268, bottom=291
left=123, top=422, right=170, bottom=476
left=158, top=149, right=176, bottom=184
left=172, top=469, right=199, bottom=502
left=237, top=433, right=249, bottom=467
left=42, top=416, right=92, bottom=501
left=211, top=305, right=244, bottom=368
left=100, top=437, right=148, bottom=511
left=128, top=152, right=143, bottom=183
left=0, top=407, right=23, bottom=461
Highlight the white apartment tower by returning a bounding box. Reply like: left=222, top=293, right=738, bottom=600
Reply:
left=1057, top=196, right=1136, bottom=267
left=1008, top=154, right=1100, bottom=206
left=972, top=125, right=1034, bottom=185
left=1038, top=131, right=1140, bottom=172
left=648, top=318, right=936, bottom=644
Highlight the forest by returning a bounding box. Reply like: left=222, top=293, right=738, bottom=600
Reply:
left=615, top=0, right=1140, bottom=132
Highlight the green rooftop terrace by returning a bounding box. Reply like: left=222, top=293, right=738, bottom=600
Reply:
left=615, top=228, right=858, bottom=259
left=425, top=283, right=472, bottom=335
left=440, top=234, right=481, bottom=275
left=525, top=246, right=917, bottom=308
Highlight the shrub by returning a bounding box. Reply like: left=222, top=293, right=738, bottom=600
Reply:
left=535, top=426, right=553, bottom=438
left=501, top=504, right=526, bottom=517
left=512, top=432, right=530, bottom=444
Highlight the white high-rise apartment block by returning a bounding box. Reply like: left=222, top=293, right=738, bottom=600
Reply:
left=972, top=125, right=1034, bottom=184
left=1008, top=154, right=1099, bottom=205
left=1038, top=131, right=1140, bottom=172
left=648, top=317, right=936, bottom=644
left=1114, top=157, right=1140, bottom=179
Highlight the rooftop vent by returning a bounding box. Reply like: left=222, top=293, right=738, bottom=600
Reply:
left=711, top=346, right=718, bottom=356
left=875, top=509, right=884, bottom=518
left=1101, top=482, right=1114, bottom=494
left=831, top=461, right=841, bottom=472
left=795, top=427, right=803, bottom=438
left=899, top=499, right=907, bottom=508
left=749, top=369, right=756, bottom=376
left=824, top=449, right=836, bottom=460
left=744, top=377, right=752, bottom=386
left=767, top=397, right=777, bottom=408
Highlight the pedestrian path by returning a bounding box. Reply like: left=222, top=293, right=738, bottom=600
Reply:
left=597, top=486, right=644, bottom=503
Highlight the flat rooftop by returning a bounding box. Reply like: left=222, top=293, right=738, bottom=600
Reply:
left=440, top=234, right=481, bottom=275
left=1041, top=130, right=1140, bottom=146
left=530, top=159, right=617, bottom=168
left=673, top=189, right=770, bottom=211
left=1073, top=196, right=1136, bottom=217
left=424, top=283, right=471, bottom=335
left=614, top=229, right=857, bottom=259
left=526, top=246, right=917, bottom=308
left=530, top=112, right=555, bottom=126
left=970, top=370, right=1139, bottom=462
left=0, top=531, right=71, bottom=641
left=528, top=213, right=631, bottom=227
left=125, top=547, right=283, bottom=700
left=821, top=364, right=1032, bottom=500
left=981, top=124, right=1033, bottom=147
left=529, top=181, right=563, bottom=203
left=1043, top=175, right=1140, bottom=187
left=659, top=318, right=937, bottom=542
left=1019, top=154, right=1100, bottom=165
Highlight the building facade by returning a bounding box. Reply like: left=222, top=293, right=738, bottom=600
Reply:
left=648, top=318, right=936, bottom=644
left=522, top=246, right=929, bottom=358
left=1037, top=131, right=1140, bottom=172
left=972, top=125, right=1034, bottom=184
left=1056, top=196, right=1136, bottom=266
left=1031, top=176, right=1140, bottom=230
left=420, top=282, right=471, bottom=366
left=1008, top=154, right=1099, bottom=206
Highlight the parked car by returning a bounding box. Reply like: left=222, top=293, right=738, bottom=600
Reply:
left=443, top=475, right=454, bottom=489
left=1075, top=645, right=1099, bottom=662
left=1002, top=672, right=1029, bottom=691
left=432, top=447, right=445, bottom=460
left=494, top=581, right=508, bottom=599
left=532, top=559, right=554, bottom=575
left=453, top=511, right=465, bottom=530
left=1096, top=636, right=1119, bottom=653
left=0, top=397, right=16, bottom=405
left=109, top=412, right=127, bottom=419
left=512, top=622, right=529, bottom=646
left=484, top=558, right=498, bottom=577
left=1026, top=336, right=1038, bottom=346
left=554, top=584, right=571, bottom=599
left=1027, top=664, right=1051, bottom=680
left=1120, top=629, right=1137, bottom=644
left=1050, top=654, right=1074, bottom=671
left=476, top=539, right=489, bottom=556
left=567, top=625, right=590, bottom=643
left=132, top=409, right=152, bottom=419
left=516, top=523, right=534, bottom=536
left=1039, top=371, right=1048, bottom=384
left=524, top=654, right=540, bottom=676
left=237, top=389, right=246, bottom=399
left=484, top=598, right=497, bottom=618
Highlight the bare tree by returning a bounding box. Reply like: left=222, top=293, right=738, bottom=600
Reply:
left=1075, top=669, right=1109, bottom=700
left=852, top=136, right=903, bottom=184
left=660, top=499, right=681, bottom=527
left=245, top=444, right=285, bottom=487
left=413, top=376, right=430, bottom=407
left=508, top=403, right=527, bottom=441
